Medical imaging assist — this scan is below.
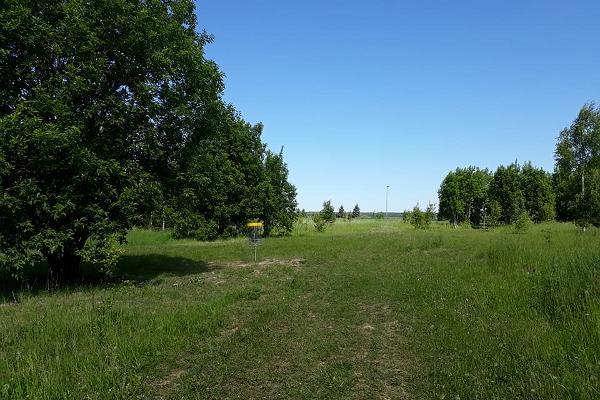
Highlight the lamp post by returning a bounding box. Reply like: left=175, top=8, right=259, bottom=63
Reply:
left=385, top=185, right=390, bottom=218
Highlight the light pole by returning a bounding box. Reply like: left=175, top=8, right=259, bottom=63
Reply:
left=385, top=185, right=390, bottom=219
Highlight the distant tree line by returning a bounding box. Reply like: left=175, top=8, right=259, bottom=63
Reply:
left=438, top=104, right=600, bottom=228
left=0, top=0, right=296, bottom=282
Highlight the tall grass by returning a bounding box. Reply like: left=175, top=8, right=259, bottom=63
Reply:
left=1, top=220, right=598, bottom=399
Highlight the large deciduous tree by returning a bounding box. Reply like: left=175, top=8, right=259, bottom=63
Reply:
left=554, top=103, right=600, bottom=225
left=1, top=0, right=222, bottom=281
left=520, top=162, right=555, bottom=222
left=0, top=0, right=297, bottom=282
left=438, top=170, right=465, bottom=226
left=170, top=103, right=265, bottom=240
left=438, top=167, right=491, bottom=227
left=488, top=164, right=525, bottom=224
left=256, top=149, right=298, bottom=236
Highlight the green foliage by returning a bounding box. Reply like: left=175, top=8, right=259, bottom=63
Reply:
left=581, top=169, right=600, bottom=227
left=520, top=162, right=555, bottom=222
left=320, top=200, right=336, bottom=223
left=118, top=173, right=163, bottom=227
left=488, top=163, right=525, bottom=224
left=554, top=103, right=600, bottom=226
left=0, top=0, right=222, bottom=280
left=513, top=211, right=533, bottom=233
left=0, top=0, right=298, bottom=281
left=1, top=0, right=222, bottom=280
left=425, top=202, right=436, bottom=223
left=410, top=204, right=431, bottom=229
left=352, top=204, right=360, bottom=218
left=172, top=120, right=296, bottom=239
left=438, top=167, right=492, bottom=226
left=374, top=212, right=384, bottom=220
left=256, top=149, right=298, bottom=236
left=485, top=199, right=502, bottom=227
left=440, top=163, right=556, bottom=227
left=171, top=211, right=219, bottom=241
left=312, top=213, right=327, bottom=232
left=336, top=205, right=345, bottom=218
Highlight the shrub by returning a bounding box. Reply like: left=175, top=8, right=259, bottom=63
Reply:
left=312, top=213, right=327, bottom=232
left=172, top=211, right=219, bottom=241
left=410, top=204, right=433, bottom=229
left=222, top=225, right=239, bottom=238
left=320, top=200, right=336, bottom=223
left=514, top=211, right=532, bottom=234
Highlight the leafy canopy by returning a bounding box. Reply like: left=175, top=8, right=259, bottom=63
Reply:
left=0, top=0, right=297, bottom=281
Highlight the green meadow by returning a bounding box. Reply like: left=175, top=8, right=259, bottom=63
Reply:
left=1, top=220, right=599, bottom=399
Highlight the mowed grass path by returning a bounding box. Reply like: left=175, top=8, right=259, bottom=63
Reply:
left=1, top=220, right=599, bottom=399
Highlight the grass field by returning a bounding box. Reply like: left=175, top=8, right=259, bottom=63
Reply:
left=1, top=219, right=599, bottom=399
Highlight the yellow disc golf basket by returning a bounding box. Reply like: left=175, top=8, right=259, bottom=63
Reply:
left=246, top=221, right=263, bottom=261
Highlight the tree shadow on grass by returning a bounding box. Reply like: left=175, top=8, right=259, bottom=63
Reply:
left=0, top=254, right=217, bottom=303
left=117, top=254, right=215, bottom=281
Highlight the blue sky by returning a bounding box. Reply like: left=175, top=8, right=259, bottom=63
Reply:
left=196, top=1, right=600, bottom=212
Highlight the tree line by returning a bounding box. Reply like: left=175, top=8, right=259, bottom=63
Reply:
left=438, top=104, right=600, bottom=228
left=0, top=0, right=297, bottom=282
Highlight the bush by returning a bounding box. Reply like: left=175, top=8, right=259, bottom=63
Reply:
left=320, top=200, right=336, bottom=223
left=312, top=213, right=327, bottom=232
left=172, top=211, right=219, bottom=240
left=222, top=225, right=239, bottom=238
left=410, top=205, right=431, bottom=229
left=514, top=212, right=532, bottom=234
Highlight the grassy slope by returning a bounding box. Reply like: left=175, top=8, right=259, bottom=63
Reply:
left=1, top=220, right=599, bottom=399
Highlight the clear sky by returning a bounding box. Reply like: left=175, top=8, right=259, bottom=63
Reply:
left=196, top=0, right=600, bottom=212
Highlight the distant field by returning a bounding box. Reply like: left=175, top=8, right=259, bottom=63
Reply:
left=1, top=220, right=599, bottom=399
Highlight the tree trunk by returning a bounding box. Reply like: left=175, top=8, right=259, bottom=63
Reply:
left=46, top=249, right=82, bottom=287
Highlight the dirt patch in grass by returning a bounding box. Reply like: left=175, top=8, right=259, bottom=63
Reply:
left=353, top=303, right=412, bottom=399
left=209, top=258, right=305, bottom=269
left=156, top=368, right=187, bottom=387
